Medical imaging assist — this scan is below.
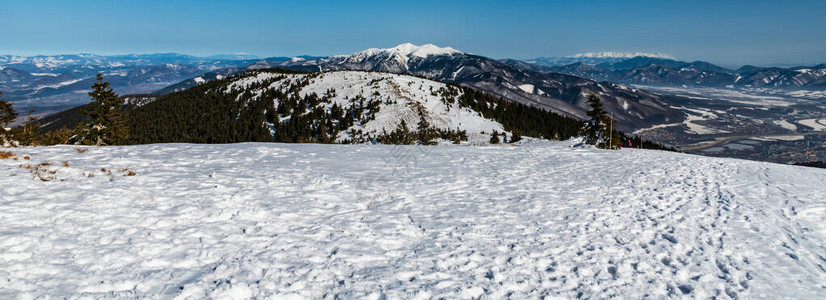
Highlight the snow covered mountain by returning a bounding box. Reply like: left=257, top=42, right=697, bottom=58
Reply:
left=226, top=70, right=508, bottom=143
left=2, top=140, right=825, bottom=298
left=0, top=54, right=263, bottom=113
left=736, top=65, right=826, bottom=90
left=514, top=55, right=826, bottom=90
left=262, top=43, right=682, bottom=132
left=526, top=52, right=676, bottom=67
left=124, top=69, right=588, bottom=145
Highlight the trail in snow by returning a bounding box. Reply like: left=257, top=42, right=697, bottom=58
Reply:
left=0, top=141, right=825, bottom=299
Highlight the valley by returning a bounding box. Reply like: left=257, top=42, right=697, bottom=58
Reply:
left=632, top=85, right=826, bottom=163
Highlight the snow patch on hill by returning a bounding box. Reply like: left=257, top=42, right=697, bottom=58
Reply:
left=518, top=84, right=534, bottom=94
left=570, top=52, right=675, bottom=59
left=226, top=70, right=507, bottom=143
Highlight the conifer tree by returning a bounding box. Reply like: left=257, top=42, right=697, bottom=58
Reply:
left=78, top=74, right=128, bottom=146
left=581, top=94, right=620, bottom=149
left=0, top=91, right=15, bottom=129
left=583, top=94, right=607, bottom=145
left=17, top=109, right=40, bottom=146
left=0, top=91, right=16, bottom=143
left=0, top=92, right=17, bottom=146
left=489, top=130, right=500, bottom=144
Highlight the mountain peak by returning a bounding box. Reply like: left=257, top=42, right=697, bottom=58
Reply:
left=569, top=52, right=675, bottom=60
left=358, top=43, right=462, bottom=58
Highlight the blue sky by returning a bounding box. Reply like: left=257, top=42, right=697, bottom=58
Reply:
left=2, top=0, right=825, bottom=66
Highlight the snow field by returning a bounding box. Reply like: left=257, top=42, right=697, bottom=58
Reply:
left=798, top=118, right=826, bottom=132
left=0, top=142, right=825, bottom=298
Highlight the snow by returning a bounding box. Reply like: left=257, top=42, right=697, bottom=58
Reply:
left=1, top=141, right=825, bottom=298
left=683, top=114, right=729, bottom=135
left=29, top=73, right=60, bottom=77
left=226, top=70, right=506, bottom=142
left=635, top=85, right=799, bottom=107
left=33, top=79, right=83, bottom=90
left=517, top=84, right=534, bottom=94
left=752, top=135, right=806, bottom=141
left=662, top=107, right=729, bottom=135
left=193, top=76, right=206, bottom=84
left=798, top=118, right=826, bottom=132
left=355, top=43, right=462, bottom=59
left=773, top=120, right=798, bottom=131
left=570, top=52, right=675, bottom=59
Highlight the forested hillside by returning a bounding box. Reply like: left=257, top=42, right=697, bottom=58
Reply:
left=127, top=69, right=585, bottom=145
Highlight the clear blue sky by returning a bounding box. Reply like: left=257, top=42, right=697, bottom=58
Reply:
left=2, top=0, right=825, bottom=66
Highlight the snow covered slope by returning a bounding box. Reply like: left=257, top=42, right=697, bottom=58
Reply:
left=1, top=142, right=825, bottom=298
left=227, top=70, right=507, bottom=142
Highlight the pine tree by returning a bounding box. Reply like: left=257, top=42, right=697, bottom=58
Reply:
left=581, top=94, right=620, bottom=149
left=78, top=73, right=128, bottom=146
left=17, top=109, right=40, bottom=146
left=489, top=130, right=500, bottom=144
left=416, top=108, right=436, bottom=145
left=0, top=91, right=16, bottom=144
left=39, top=128, right=74, bottom=146
left=0, top=91, right=15, bottom=128
left=582, top=94, right=607, bottom=145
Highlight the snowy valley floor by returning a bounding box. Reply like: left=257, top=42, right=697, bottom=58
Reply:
left=1, top=141, right=826, bottom=299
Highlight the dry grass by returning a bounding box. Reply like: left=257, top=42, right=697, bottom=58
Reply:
left=20, top=163, right=56, bottom=182
left=74, top=148, right=88, bottom=153
left=118, top=168, right=136, bottom=177
left=12, top=154, right=138, bottom=181
left=0, top=151, right=14, bottom=159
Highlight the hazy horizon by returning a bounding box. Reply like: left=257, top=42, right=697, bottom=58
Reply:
left=2, top=0, right=826, bottom=67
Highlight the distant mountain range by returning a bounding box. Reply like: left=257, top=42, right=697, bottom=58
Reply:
left=525, top=52, right=676, bottom=67
left=511, top=55, right=826, bottom=90
left=5, top=45, right=825, bottom=133
left=233, top=43, right=681, bottom=132
left=0, top=54, right=273, bottom=113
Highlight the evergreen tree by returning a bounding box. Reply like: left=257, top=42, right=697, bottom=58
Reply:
left=581, top=94, right=620, bottom=149
left=0, top=91, right=15, bottom=129
left=489, top=130, right=500, bottom=144
left=582, top=94, right=607, bottom=145
left=17, top=109, right=40, bottom=146
left=509, top=131, right=522, bottom=143
left=78, top=74, right=128, bottom=146
left=39, top=128, right=74, bottom=146
left=416, top=107, right=436, bottom=145
left=0, top=91, right=16, bottom=143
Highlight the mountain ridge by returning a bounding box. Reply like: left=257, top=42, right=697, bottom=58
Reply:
left=250, top=43, right=683, bottom=132
left=514, top=56, right=826, bottom=90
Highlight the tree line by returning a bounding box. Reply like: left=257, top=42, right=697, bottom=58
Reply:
left=1, top=73, right=128, bottom=147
